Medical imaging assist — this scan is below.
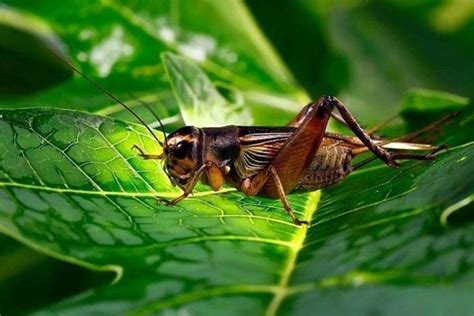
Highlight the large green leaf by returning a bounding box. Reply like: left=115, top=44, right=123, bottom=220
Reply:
left=1, top=58, right=473, bottom=313
left=0, top=106, right=316, bottom=314
left=1, top=109, right=473, bottom=315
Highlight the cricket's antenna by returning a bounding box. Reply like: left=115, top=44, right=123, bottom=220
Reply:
left=49, top=49, right=165, bottom=147
left=130, top=94, right=168, bottom=145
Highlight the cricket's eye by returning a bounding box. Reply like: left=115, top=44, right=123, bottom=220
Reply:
left=173, top=141, right=189, bottom=159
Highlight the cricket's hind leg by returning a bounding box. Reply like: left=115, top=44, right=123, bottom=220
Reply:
left=327, top=96, right=457, bottom=168
left=389, top=144, right=448, bottom=161
left=287, top=96, right=401, bottom=167
left=349, top=110, right=455, bottom=171
left=322, top=97, right=401, bottom=167
left=331, top=111, right=399, bottom=140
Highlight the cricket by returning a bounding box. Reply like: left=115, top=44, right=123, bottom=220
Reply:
left=56, top=54, right=452, bottom=226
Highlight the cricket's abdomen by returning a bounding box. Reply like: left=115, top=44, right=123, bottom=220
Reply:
left=295, top=141, right=353, bottom=191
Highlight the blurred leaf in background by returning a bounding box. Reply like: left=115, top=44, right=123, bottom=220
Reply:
left=248, top=0, right=474, bottom=123
left=0, top=0, right=473, bottom=315
left=0, top=236, right=114, bottom=315
left=0, top=0, right=306, bottom=127
left=0, top=7, right=72, bottom=96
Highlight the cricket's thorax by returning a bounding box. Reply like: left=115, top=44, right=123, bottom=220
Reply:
left=201, top=126, right=297, bottom=187
left=296, top=138, right=353, bottom=191
left=201, top=126, right=241, bottom=166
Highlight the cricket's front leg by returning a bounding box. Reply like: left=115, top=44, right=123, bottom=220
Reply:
left=132, top=145, right=163, bottom=160
left=163, top=163, right=208, bottom=205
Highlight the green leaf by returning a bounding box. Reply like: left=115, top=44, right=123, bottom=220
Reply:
left=399, top=89, right=471, bottom=133
left=0, top=107, right=317, bottom=314
left=0, top=236, right=112, bottom=315
left=401, top=88, right=470, bottom=114
left=162, top=52, right=252, bottom=126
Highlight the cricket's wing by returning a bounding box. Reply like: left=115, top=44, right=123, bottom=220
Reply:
left=235, top=127, right=294, bottom=178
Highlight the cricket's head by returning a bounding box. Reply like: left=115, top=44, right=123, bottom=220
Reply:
left=163, top=126, right=201, bottom=186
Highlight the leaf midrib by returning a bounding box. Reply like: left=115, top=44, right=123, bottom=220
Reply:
left=265, top=190, right=320, bottom=316
left=123, top=191, right=322, bottom=315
